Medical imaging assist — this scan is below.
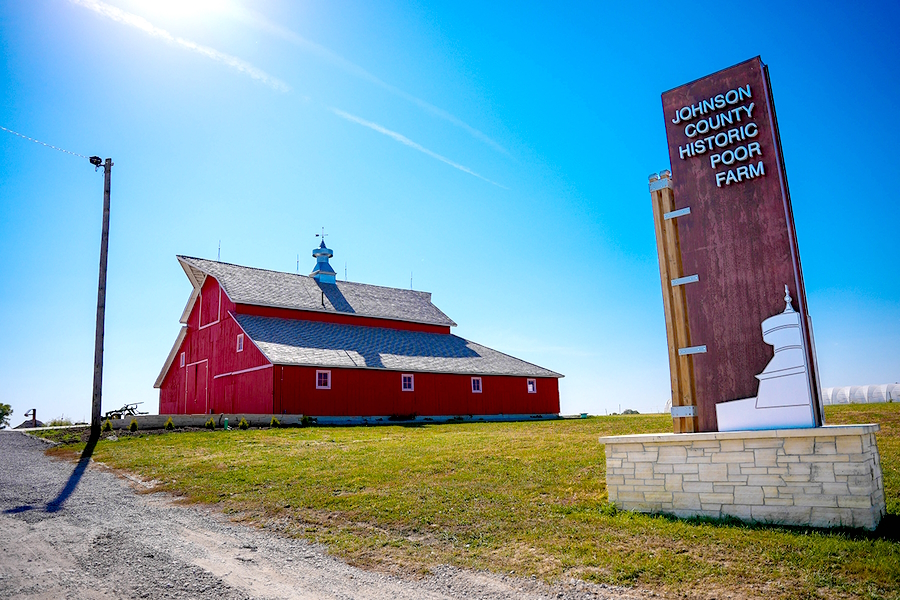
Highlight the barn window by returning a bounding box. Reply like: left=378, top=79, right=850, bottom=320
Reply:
left=471, top=377, right=482, bottom=393
left=180, top=352, right=185, bottom=368
left=402, top=374, right=414, bottom=391
left=236, top=333, right=244, bottom=352
left=316, top=370, right=331, bottom=390
left=527, top=379, right=537, bottom=393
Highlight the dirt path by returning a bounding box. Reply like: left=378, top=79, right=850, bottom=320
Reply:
left=0, top=431, right=646, bottom=599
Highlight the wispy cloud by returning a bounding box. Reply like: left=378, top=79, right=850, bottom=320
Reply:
left=69, top=0, right=503, bottom=187
left=69, top=0, right=290, bottom=92
left=329, top=107, right=507, bottom=189
left=233, top=7, right=507, bottom=155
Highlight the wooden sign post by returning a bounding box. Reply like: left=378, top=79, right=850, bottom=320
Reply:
left=650, top=171, right=698, bottom=433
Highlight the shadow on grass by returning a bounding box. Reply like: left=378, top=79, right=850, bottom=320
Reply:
left=644, top=508, right=900, bottom=542
left=3, top=432, right=98, bottom=515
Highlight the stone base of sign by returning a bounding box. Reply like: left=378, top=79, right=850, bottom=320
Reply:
left=598, top=424, right=885, bottom=530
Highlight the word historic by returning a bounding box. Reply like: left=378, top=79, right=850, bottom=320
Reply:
left=671, top=85, right=765, bottom=188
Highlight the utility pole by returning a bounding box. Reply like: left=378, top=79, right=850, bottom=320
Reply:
left=89, top=156, right=112, bottom=440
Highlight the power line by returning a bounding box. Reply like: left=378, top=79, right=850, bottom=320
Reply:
left=3, top=120, right=110, bottom=439
left=0, top=125, right=90, bottom=159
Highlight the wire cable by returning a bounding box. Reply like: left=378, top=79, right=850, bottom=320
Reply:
left=1, top=125, right=91, bottom=159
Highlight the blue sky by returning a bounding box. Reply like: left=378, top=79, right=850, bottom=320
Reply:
left=1, top=0, right=897, bottom=424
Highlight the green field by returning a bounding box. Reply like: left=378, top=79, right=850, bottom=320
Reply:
left=47, top=404, right=900, bottom=599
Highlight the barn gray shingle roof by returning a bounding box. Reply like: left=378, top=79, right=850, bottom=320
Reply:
left=178, top=256, right=456, bottom=327
left=232, top=314, right=563, bottom=378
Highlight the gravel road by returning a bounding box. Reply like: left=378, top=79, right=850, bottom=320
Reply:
left=0, top=431, right=649, bottom=600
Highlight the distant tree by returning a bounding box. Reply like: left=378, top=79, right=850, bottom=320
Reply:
left=0, top=403, right=12, bottom=429
left=622, top=409, right=640, bottom=415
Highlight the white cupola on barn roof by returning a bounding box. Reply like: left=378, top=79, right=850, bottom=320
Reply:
left=311, top=239, right=337, bottom=283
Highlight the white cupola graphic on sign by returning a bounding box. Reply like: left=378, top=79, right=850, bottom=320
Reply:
left=310, top=231, right=337, bottom=284
left=716, top=285, right=817, bottom=431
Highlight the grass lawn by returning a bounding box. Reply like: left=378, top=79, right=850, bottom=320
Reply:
left=46, top=404, right=900, bottom=599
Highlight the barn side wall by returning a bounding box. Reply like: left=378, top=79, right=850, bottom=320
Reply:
left=159, top=277, right=273, bottom=415
left=158, top=357, right=183, bottom=414
left=274, top=366, right=559, bottom=417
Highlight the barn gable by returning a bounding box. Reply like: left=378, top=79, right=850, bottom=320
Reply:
left=154, top=326, right=187, bottom=389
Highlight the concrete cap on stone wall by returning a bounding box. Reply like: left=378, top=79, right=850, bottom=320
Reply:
left=598, top=424, right=880, bottom=445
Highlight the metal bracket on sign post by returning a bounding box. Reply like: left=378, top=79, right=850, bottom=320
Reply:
left=671, top=405, right=697, bottom=418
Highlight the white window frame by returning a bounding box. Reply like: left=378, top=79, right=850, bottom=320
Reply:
left=180, top=352, right=185, bottom=368
left=527, top=378, right=537, bottom=394
left=316, top=369, right=331, bottom=390
left=471, top=377, right=482, bottom=393
left=401, top=373, right=414, bottom=392
left=236, top=333, right=244, bottom=352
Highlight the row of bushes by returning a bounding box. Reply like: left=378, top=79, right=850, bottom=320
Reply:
left=202, top=417, right=249, bottom=430
left=100, top=415, right=314, bottom=433
left=102, top=418, right=143, bottom=432
left=200, top=416, right=312, bottom=429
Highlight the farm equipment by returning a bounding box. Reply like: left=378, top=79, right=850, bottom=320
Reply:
left=102, top=402, right=148, bottom=420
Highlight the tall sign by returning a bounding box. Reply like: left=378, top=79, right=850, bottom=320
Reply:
left=659, top=57, right=823, bottom=432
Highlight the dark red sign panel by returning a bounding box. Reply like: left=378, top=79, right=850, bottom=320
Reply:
left=662, top=57, right=822, bottom=432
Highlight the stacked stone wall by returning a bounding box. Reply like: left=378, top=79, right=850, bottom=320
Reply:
left=599, top=425, right=885, bottom=530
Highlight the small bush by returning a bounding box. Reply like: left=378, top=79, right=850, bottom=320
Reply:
left=102, top=419, right=113, bottom=432
left=164, top=417, right=175, bottom=431
left=128, top=419, right=138, bottom=432
left=599, top=502, right=619, bottom=517
left=270, top=416, right=281, bottom=428
left=238, top=417, right=249, bottom=430
left=47, top=415, right=74, bottom=427
left=300, top=415, right=313, bottom=427
left=205, top=418, right=216, bottom=430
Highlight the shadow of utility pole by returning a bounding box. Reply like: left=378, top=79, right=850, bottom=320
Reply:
left=3, top=432, right=99, bottom=515
left=46, top=433, right=98, bottom=512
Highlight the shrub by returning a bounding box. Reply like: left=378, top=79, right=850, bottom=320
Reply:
left=270, top=416, right=281, bottom=428
left=128, top=419, right=138, bottom=432
left=238, top=417, right=249, bottom=430
left=47, top=415, right=74, bottom=427
left=164, top=417, right=175, bottom=431
left=300, top=415, right=313, bottom=427
left=205, top=418, right=216, bottom=430
left=102, top=419, right=113, bottom=432
left=599, top=502, right=619, bottom=517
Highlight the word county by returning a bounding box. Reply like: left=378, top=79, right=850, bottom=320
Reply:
left=671, top=85, right=764, bottom=187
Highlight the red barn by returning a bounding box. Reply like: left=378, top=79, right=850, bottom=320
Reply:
left=155, top=243, right=562, bottom=420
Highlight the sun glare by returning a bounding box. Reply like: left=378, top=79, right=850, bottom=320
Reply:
left=125, top=0, right=234, bottom=20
